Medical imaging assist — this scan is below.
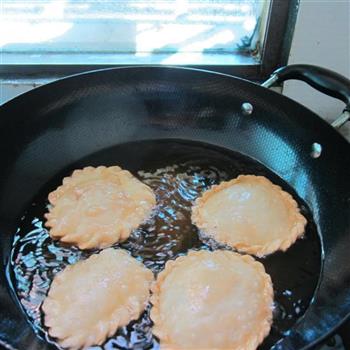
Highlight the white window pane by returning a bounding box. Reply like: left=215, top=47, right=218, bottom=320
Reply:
left=0, top=0, right=268, bottom=65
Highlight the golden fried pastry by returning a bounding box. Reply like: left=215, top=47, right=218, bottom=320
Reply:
left=42, top=248, right=153, bottom=349
left=45, top=166, right=156, bottom=249
left=192, top=175, right=306, bottom=257
left=151, top=250, right=273, bottom=350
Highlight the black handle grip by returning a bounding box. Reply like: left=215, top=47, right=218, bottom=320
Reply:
left=272, top=64, right=350, bottom=111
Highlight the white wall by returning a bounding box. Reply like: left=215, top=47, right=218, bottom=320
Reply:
left=283, top=0, right=350, bottom=139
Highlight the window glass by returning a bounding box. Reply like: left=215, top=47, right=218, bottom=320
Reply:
left=0, top=0, right=268, bottom=65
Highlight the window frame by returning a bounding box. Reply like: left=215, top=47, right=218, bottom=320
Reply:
left=0, top=0, right=299, bottom=82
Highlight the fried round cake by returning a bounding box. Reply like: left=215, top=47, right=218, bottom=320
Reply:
left=45, top=166, right=156, bottom=249
left=42, top=248, right=153, bottom=349
left=151, top=250, right=273, bottom=350
left=192, top=175, right=306, bottom=257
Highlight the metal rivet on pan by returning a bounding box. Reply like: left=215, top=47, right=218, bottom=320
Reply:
left=241, top=102, right=253, bottom=115
left=310, top=143, right=322, bottom=158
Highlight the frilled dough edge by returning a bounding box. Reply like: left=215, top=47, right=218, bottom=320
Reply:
left=150, top=250, right=274, bottom=350
left=191, top=175, right=307, bottom=257
left=42, top=249, right=154, bottom=349
left=45, top=166, right=156, bottom=249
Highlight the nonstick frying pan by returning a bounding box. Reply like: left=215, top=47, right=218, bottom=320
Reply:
left=0, top=65, right=349, bottom=350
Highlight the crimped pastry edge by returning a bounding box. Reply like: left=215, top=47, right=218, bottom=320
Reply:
left=191, top=175, right=307, bottom=257
left=42, top=248, right=154, bottom=349
left=45, top=166, right=156, bottom=249
left=150, top=249, right=274, bottom=350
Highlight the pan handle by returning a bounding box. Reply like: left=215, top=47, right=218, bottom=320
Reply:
left=262, top=64, right=350, bottom=128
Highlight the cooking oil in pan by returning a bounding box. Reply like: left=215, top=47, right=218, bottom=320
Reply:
left=9, top=140, right=321, bottom=350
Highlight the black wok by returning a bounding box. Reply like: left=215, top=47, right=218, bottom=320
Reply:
left=0, top=65, right=349, bottom=350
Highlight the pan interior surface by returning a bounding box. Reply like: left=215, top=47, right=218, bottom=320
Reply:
left=8, top=139, right=321, bottom=350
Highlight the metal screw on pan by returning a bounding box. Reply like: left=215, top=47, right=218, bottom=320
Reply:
left=311, top=143, right=322, bottom=158
left=241, top=102, right=253, bottom=115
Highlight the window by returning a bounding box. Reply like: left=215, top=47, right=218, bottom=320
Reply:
left=0, top=0, right=298, bottom=80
